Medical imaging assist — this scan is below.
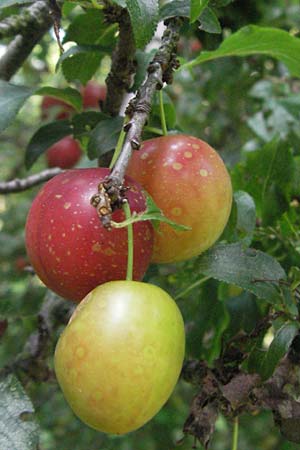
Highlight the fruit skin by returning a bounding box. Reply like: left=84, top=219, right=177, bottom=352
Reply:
left=46, top=136, right=82, bottom=169
left=54, top=280, right=185, bottom=434
left=81, top=81, right=106, bottom=109
left=25, top=168, right=153, bottom=302
left=41, top=96, right=74, bottom=120
left=127, top=134, right=232, bottom=263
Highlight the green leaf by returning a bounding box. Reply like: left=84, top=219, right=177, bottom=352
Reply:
left=131, top=49, right=156, bottom=92
left=87, top=116, right=124, bottom=159
left=111, top=193, right=191, bottom=231
left=196, top=243, right=286, bottom=305
left=72, top=111, right=107, bottom=138
left=160, top=0, right=190, bottom=20
left=58, top=45, right=105, bottom=84
left=187, top=284, right=230, bottom=362
left=35, top=87, right=82, bottom=112
left=0, top=374, right=39, bottom=450
left=232, top=139, right=295, bottom=224
left=0, top=0, right=31, bottom=7
left=182, top=25, right=300, bottom=77
left=190, top=0, right=210, bottom=23
left=225, top=292, right=261, bottom=337
left=63, top=9, right=106, bottom=45
left=0, top=81, right=34, bottom=132
left=199, top=6, right=221, bottom=34
left=25, top=121, right=73, bottom=169
left=112, top=0, right=126, bottom=5
left=234, top=191, right=256, bottom=245
left=222, top=190, right=256, bottom=246
left=250, top=322, right=298, bottom=380
left=126, top=0, right=159, bottom=49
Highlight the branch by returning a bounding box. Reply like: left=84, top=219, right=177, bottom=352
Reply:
left=0, top=0, right=53, bottom=81
left=91, top=17, right=182, bottom=227
left=103, top=3, right=136, bottom=117
left=0, top=168, right=62, bottom=193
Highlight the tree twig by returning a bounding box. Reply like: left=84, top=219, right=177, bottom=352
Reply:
left=91, top=17, right=182, bottom=227
left=0, top=168, right=62, bottom=194
left=0, top=0, right=53, bottom=81
left=103, top=3, right=136, bottom=116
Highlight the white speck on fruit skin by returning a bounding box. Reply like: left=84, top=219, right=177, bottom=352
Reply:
left=199, top=169, right=208, bottom=177
left=184, top=151, right=192, bottom=158
left=64, top=202, right=71, bottom=209
left=192, top=144, right=200, bottom=150
left=172, top=162, right=183, bottom=171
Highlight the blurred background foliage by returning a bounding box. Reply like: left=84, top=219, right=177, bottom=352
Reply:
left=1, top=0, right=300, bottom=449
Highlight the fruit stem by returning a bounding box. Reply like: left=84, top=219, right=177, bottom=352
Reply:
left=144, top=126, right=164, bottom=136
left=231, top=417, right=239, bottom=450
left=109, top=123, right=127, bottom=169
left=123, top=201, right=134, bottom=281
left=175, top=276, right=210, bottom=300
left=159, top=90, right=168, bottom=136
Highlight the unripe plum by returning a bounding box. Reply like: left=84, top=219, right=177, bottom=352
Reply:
left=127, top=134, right=232, bottom=263
left=81, top=81, right=106, bottom=110
left=25, top=169, right=153, bottom=301
left=46, top=136, right=82, bottom=169
left=54, top=280, right=185, bottom=434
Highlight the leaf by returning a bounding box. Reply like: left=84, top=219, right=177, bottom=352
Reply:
left=249, top=322, right=298, bottom=380
left=72, top=111, right=107, bottom=138
left=196, top=243, right=286, bottom=305
left=190, top=0, right=210, bottom=23
left=0, top=0, right=31, bottom=7
left=63, top=9, right=106, bottom=45
left=0, top=374, right=39, bottom=450
left=160, top=0, right=190, bottom=20
left=35, top=87, right=82, bottom=112
left=112, top=0, right=126, bottom=5
left=25, top=121, right=73, bottom=169
left=234, top=191, right=256, bottom=245
left=199, top=6, right=221, bottom=34
left=0, top=80, right=34, bottom=132
left=232, top=139, right=295, bottom=224
left=187, top=284, right=230, bottom=362
left=225, top=292, right=261, bottom=336
left=58, top=45, right=105, bottom=84
left=131, top=49, right=156, bottom=92
left=126, top=0, right=159, bottom=49
left=182, top=25, right=300, bottom=77
left=222, top=190, right=256, bottom=246
left=87, top=116, right=124, bottom=159
left=111, top=193, right=191, bottom=231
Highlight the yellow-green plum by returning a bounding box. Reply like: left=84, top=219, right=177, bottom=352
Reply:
left=54, top=281, right=185, bottom=434
left=126, top=134, right=232, bottom=263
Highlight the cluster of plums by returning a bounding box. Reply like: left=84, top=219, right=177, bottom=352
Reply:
left=26, top=90, right=232, bottom=434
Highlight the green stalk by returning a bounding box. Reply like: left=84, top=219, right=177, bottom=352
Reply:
left=175, top=276, right=210, bottom=300
left=144, top=126, right=164, bottom=136
left=232, top=417, right=239, bottom=450
left=123, top=201, right=133, bottom=281
left=159, top=90, right=168, bottom=136
left=109, top=124, right=127, bottom=169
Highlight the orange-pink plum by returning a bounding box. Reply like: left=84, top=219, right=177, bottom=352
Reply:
left=127, top=134, right=232, bottom=263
